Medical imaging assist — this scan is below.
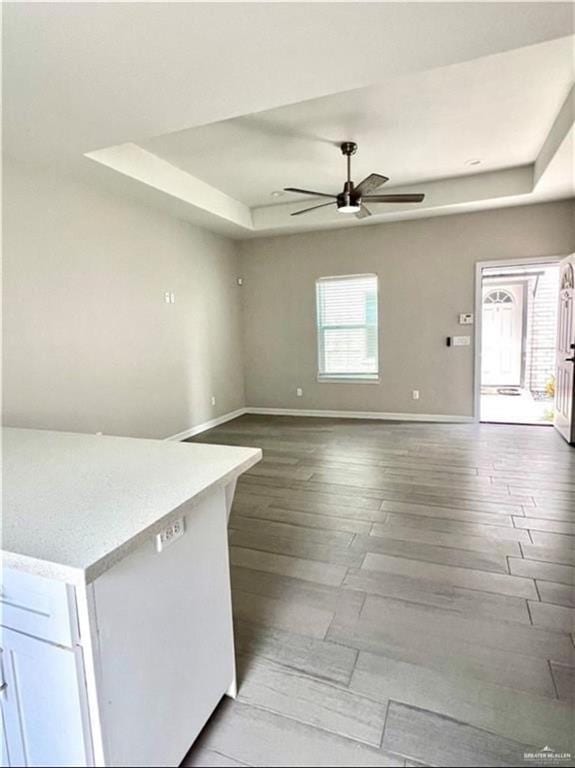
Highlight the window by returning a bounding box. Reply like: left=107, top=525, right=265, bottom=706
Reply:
left=316, top=274, right=379, bottom=381
left=484, top=289, right=514, bottom=304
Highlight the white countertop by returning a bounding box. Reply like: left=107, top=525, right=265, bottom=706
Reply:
left=2, top=428, right=261, bottom=584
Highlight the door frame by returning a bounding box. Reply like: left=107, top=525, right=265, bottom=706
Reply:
left=473, top=255, right=564, bottom=423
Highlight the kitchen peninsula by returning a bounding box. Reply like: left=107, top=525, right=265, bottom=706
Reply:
left=1, top=428, right=261, bottom=767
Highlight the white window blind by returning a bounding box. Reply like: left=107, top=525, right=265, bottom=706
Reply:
left=316, top=274, right=379, bottom=380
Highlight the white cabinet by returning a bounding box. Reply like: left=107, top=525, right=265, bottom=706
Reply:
left=1, top=569, right=77, bottom=647
left=1, top=428, right=261, bottom=767
left=0, top=629, right=89, bottom=767
left=1, top=485, right=241, bottom=767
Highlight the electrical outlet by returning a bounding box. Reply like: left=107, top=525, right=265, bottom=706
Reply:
left=459, top=313, right=473, bottom=325
left=211, top=396, right=216, bottom=406
left=412, top=390, right=420, bottom=400
left=296, top=387, right=303, bottom=397
left=164, top=291, right=175, bottom=304
left=156, top=517, right=185, bottom=552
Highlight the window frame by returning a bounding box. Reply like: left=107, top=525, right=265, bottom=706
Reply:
left=315, top=273, right=380, bottom=383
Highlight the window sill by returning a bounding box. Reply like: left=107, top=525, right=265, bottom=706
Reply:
left=317, top=375, right=380, bottom=384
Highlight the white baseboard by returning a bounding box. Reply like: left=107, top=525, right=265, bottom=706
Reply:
left=245, top=407, right=474, bottom=423
left=165, top=408, right=248, bottom=441
left=166, top=405, right=474, bottom=440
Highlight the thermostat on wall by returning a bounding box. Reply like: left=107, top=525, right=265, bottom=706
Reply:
left=459, top=313, right=474, bottom=325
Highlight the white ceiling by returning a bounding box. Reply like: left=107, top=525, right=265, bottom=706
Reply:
left=3, top=2, right=574, bottom=238
left=141, top=38, right=573, bottom=208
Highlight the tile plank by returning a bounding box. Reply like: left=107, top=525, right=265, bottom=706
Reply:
left=355, top=533, right=509, bottom=573
left=186, top=699, right=403, bottom=767
left=550, top=663, right=575, bottom=703
left=232, top=590, right=334, bottom=639
left=234, top=620, right=357, bottom=685
left=344, top=568, right=531, bottom=625
left=381, top=512, right=529, bottom=541
left=235, top=505, right=373, bottom=535
left=229, top=530, right=363, bottom=568
left=230, top=516, right=355, bottom=548
left=513, top=517, right=575, bottom=535
left=509, top=557, right=575, bottom=586
left=361, top=553, right=538, bottom=600
left=371, top=521, right=522, bottom=556
left=528, top=601, right=575, bottom=633
left=536, top=580, right=575, bottom=609
left=351, top=652, right=574, bottom=752
left=230, top=547, right=348, bottom=587
left=236, top=657, right=387, bottom=747
left=520, top=542, right=575, bottom=567
left=382, top=701, right=531, bottom=767
left=380, top=500, right=517, bottom=528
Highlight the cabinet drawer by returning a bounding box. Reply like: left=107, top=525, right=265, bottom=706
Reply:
left=1, top=569, right=76, bottom=647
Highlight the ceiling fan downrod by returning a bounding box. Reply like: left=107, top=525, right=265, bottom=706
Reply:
left=339, top=142, right=359, bottom=211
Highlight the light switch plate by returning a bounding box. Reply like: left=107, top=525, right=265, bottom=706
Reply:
left=156, top=517, right=185, bottom=552
left=453, top=335, right=471, bottom=346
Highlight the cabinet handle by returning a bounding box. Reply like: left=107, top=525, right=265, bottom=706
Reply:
left=0, top=683, right=6, bottom=694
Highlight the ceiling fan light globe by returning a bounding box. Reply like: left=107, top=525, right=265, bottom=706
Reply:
left=337, top=204, right=361, bottom=213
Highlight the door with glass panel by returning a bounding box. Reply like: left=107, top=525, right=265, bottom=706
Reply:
left=554, top=255, right=575, bottom=444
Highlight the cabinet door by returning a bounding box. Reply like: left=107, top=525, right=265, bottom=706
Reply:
left=0, top=628, right=89, bottom=767
left=1, top=654, right=26, bottom=768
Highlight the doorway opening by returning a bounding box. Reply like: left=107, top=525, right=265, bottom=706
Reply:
left=477, top=260, right=560, bottom=425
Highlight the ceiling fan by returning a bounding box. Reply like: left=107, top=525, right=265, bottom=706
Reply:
left=284, top=142, right=425, bottom=218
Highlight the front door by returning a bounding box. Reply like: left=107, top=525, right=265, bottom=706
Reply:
left=554, top=255, right=575, bottom=444
left=481, top=283, right=524, bottom=387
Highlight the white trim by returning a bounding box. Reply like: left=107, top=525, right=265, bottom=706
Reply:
left=316, top=273, right=378, bottom=282
left=474, top=255, right=565, bottom=423
left=165, top=408, right=248, bottom=441
left=166, top=406, right=474, bottom=440
left=317, top=375, right=381, bottom=384
left=246, top=407, right=474, bottom=423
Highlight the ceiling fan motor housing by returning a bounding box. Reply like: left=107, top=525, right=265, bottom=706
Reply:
left=337, top=180, right=361, bottom=212
left=340, top=142, right=358, bottom=156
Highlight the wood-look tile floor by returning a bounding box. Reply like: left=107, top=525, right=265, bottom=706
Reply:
left=182, top=416, right=575, bottom=768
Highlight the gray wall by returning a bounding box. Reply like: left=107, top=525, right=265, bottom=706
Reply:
left=3, top=160, right=245, bottom=438
left=239, top=200, right=575, bottom=418
left=4, top=159, right=574, bottom=434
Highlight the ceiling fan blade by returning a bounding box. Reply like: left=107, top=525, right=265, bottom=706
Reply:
left=284, top=187, right=337, bottom=199
left=355, top=204, right=372, bottom=219
left=355, top=173, right=389, bottom=196
left=291, top=201, right=336, bottom=216
left=363, top=193, right=425, bottom=203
